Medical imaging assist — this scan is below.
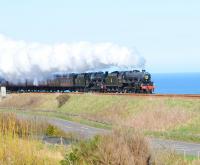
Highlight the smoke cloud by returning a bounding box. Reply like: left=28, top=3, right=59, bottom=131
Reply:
left=0, top=34, right=145, bottom=82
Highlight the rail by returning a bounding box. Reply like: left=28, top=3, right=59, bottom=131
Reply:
left=8, top=91, right=200, bottom=98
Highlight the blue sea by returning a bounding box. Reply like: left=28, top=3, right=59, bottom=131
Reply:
left=152, top=73, right=200, bottom=94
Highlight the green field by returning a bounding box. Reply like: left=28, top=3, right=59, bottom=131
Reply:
left=1, top=93, right=200, bottom=142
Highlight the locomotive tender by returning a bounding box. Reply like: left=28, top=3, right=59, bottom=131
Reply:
left=2, top=70, right=155, bottom=93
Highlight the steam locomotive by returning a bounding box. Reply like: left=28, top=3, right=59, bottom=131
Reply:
left=1, top=70, right=155, bottom=93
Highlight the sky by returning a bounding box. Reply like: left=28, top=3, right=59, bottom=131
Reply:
left=0, top=0, right=199, bottom=73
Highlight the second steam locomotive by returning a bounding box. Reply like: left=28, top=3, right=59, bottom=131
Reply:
left=2, top=70, right=155, bottom=93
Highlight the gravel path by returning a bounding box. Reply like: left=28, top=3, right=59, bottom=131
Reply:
left=150, top=138, right=200, bottom=157
left=47, top=117, right=109, bottom=138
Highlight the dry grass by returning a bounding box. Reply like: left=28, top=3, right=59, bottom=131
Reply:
left=0, top=136, right=63, bottom=165
left=61, top=128, right=152, bottom=165
left=0, top=113, right=49, bottom=138
left=125, top=108, right=194, bottom=131
left=0, top=94, right=43, bottom=108
left=96, top=129, right=151, bottom=165
left=153, top=150, right=200, bottom=165
left=82, top=101, right=128, bottom=124
left=82, top=99, right=195, bottom=132
left=0, top=93, right=59, bottom=110
left=0, top=113, right=65, bottom=164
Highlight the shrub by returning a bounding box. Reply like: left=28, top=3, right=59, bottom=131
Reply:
left=56, top=94, right=70, bottom=108
left=61, top=128, right=152, bottom=165
left=45, top=125, right=67, bottom=137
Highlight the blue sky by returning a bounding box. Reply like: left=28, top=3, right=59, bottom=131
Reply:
left=0, top=0, right=199, bottom=73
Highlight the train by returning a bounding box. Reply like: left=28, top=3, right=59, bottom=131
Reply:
left=0, top=70, right=155, bottom=93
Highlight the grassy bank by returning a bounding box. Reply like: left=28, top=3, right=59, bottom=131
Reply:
left=1, top=93, right=200, bottom=142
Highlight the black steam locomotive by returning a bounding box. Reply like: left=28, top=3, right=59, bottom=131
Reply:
left=1, top=70, right=155, bottom=93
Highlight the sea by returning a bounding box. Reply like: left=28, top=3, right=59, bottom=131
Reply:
left=152, top=73, right=200, bottom=94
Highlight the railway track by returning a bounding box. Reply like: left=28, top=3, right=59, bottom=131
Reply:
left=82, top=93, right=200, bottom=98
left=92, top=93, right=200, bottom=98
left=11, top=91, right=200, bottom=98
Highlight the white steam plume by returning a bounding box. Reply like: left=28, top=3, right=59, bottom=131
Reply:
left=0, top=34, right=145, bottom=82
